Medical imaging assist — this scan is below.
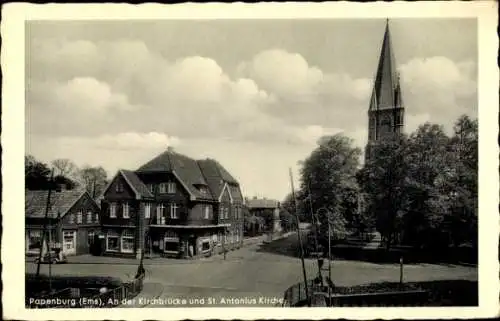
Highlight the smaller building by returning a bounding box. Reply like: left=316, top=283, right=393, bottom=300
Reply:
left=246, top=197, right=282, bottom=239
left=25, top=188, right=101, bottom=256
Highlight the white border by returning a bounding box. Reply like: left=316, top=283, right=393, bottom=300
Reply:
left=2, top=1, right=499, bottom=320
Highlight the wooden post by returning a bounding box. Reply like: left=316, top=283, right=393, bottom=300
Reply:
left=289, top=168, right=310, bottom=307
left=36, top=169, right=54, bottom=277
left=399, top=256, right=404, bottom=287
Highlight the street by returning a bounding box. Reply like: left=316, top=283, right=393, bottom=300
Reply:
left=26, top=232, right=478, bottom=307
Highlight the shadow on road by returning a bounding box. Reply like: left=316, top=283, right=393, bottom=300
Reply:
left=253, top=231, right=477, bottom=267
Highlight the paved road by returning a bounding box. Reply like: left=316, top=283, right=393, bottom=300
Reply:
left=26, top=232, right=478, bottom=307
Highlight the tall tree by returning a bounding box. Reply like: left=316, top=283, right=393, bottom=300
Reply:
left=51, top=158, right=78, bottom=179
left=357, top=136, right=408, bottom=250
left=78, top=166, right=108, bottom=199
left=25, top=155, right=51, bottom=190
left=446, top=115, right=478, bottom=248
left=300, top=134, right=362, bottom=239
left=403, top=123, right=451, bottom=249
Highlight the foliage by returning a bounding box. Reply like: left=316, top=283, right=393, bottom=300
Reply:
left=356, top=115, right=478, bottom=250
left=78, top=166, right=109, bottom=199
left=25, top=155, right=77, bottom=190
left=299, top=134, right=361, bottom=239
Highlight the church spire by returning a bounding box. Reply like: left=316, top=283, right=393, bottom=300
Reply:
left=369, top=19, right=401, bottom=112
left=365, top=19, right=405, bottom=163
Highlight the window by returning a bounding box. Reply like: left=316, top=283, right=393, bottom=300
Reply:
left=87, top=211, right=93, bottom=223
left=170, top=203, right=179, bottom=219
left=167, top=182, right=176, bottom=194
left=28, top=230, right=42, bottom=250
left=204, top=205, right=210, bottom=219
left=76, top=211, right=83, bottom=224
left=164, top=241, right=178, bottom=252
left=106, top=232, right=119, bottom=252
left=110, top=203, right=117, bottom=218
left=68, top=213, right=75, bottom=224
left=147, top=184, right=154, bottom=193
left=159, top=183, right=167, bottom=194
left=87, top=230, right=95, bottom=246
left=224, top=207, right=229, bottom=219
left=63, top=231, right=76, bottom=253
left=201, top=241, right=210, bottom=252
left=144, top=203, right=151, bottom=219
left=95, top=213, right=99, bottom=223
left=123, top=203, right=130, bottom=218
left=219, top=207, right=224, bottom=220
left=165, top=231, right=178, bottom=239
left=121, top=230, right=134, bottom=253
left=156, top=204, right=165, bottom=225
left=116, top=183, right=124, bottom=193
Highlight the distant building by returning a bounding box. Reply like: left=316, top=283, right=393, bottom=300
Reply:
left=100, top=149, right=244, bottom=259
left=246, top=197, right=282, bottom=236
left=365, top=20, right=405, bottom=163
left=25, top=188, right=101, bottom=256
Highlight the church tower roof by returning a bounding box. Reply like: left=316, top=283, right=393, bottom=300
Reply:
left=369, top=19, right=403, bottom=111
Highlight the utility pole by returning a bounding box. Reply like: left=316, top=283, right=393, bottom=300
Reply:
left=328, top=211, right=332, bottom=304
left=289, top=168, right=310, bottom=307
left=36, top=169, right=54, bottom=278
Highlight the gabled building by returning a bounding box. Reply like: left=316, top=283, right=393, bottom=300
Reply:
left=246, top=197, right=282, bottom=236
left=197, top=158, right=245, bottom=251
left=25, top=188, right=101, bottom=256
left=100, top=170, right=155, bottom=258
left=100, top=149, right=244, bottom=259
left=365, top=20, right=405, bottom=163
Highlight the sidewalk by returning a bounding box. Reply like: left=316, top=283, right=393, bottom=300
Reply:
left=27, top=236, right=267, bottom=266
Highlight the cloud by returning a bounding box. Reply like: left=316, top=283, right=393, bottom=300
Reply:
left=54, top=77, right=133, bottom=112
left=237, top=49, right=373, bottom=127
left=93, top=132, right=180, bottom=151
left=399, top=56, right=477, bottom=129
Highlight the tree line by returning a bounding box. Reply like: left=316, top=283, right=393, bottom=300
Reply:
left=281, top=114, right=478, bottom=251
left=25, top=156, right=109, bottom=199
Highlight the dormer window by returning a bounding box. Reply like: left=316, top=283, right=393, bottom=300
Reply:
left=116, top=183, right=124, bottom=193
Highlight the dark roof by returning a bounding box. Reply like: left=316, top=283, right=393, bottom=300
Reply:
left=246, top=198, right=280, bottom=209
left=197, top=159, right=242, bottom=201
left=136, top=150, right=213, bottom=200
left=25, top=189, right=89, bottom=218
left=120, top=170, right=154, bottom=199
left=369, top=20, right=404, bottom=112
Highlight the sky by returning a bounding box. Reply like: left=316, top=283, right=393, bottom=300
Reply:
left=25, top=18, right=477, bottom=201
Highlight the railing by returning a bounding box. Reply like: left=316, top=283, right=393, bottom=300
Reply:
left=27, top=273, right=145, bottom=308
left=283, top=280, right=429, bottom=307
left=88, top=273, right=145, bottom=307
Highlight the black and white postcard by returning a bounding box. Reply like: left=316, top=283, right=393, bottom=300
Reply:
left=2, top=1, right=498, bottom=320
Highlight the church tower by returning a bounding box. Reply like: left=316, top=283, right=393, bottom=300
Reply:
left=365, top=20, right=405, bottom=163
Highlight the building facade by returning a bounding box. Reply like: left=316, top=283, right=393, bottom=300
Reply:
left=100, top=150, right=244, bottom=259
left=25, top=189, right=101, bottom=256
left=365, top=20, right=405, bottom=163
left=246, top=197, right=282, bottom=240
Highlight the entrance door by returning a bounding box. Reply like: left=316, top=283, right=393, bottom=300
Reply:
left=63, top=230, right=77, bottom=255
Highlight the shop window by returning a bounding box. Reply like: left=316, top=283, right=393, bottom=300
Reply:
left=121, top=230, right=134, bottom=253
left=28, top=230, right=42, bottom=250
left=106, top=232, right=120, bottom=252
